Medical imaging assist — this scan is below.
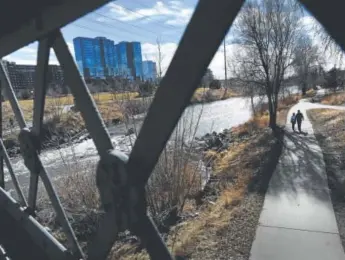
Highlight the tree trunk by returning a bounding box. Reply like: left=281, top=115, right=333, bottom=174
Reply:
left=269, top=111, right=277, bottom=130
left=250, top=94, right=255, bottom=115
left=268, top=98, right=277, bottom=130
left=302, top=82, right=307, bottom=96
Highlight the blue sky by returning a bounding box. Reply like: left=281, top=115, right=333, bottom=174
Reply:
left=3, top=0, right=339, bottom=78
left=4, top=0, right=236, bottom=78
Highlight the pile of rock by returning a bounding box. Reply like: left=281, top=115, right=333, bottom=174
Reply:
left=196, top=129, right=231, bottom=152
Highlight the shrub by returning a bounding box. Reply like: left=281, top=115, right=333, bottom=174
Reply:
left=209, top=79, right=221, bottom=89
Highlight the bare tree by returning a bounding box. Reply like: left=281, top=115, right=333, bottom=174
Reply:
left=314, top=21, right=344, bottom=68
left=293, top=35, right=320, bottom=95
left=233, top=0, right=301, bottom=129
left=201, top=68, right=214, bottom=88
left=156, top=37, right=164, bottom=81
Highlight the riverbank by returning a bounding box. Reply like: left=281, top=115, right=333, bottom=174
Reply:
left=3, top=88, right=242, bottom=158
left=164, top=98, right=293, bottom=260
left=7, top=91, right=301, bottom=259
left=190, top=88, right=241, bottom=104
left=308, top=108, right=345, bottom=249
left=44, top=94, right=295, bottom=259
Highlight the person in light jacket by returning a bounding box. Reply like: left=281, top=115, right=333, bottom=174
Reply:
left=290, top=112, right=296, bottom=131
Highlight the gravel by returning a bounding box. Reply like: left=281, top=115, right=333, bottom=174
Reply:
left=216, top=194, right=264, bottom=260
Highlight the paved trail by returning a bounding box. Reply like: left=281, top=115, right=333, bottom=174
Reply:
left=250, top=100, right=345, bottom=260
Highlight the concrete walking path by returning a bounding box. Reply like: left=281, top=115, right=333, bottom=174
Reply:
left=250, top=100, right=345, bottom=260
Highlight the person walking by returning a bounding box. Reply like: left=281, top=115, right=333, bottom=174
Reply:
left=295, top=110, right=304, bottom=132
left=290, top=112, right=296, bottom=131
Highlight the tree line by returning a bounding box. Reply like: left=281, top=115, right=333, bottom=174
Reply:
left=225, top=0, right=344, bottom=129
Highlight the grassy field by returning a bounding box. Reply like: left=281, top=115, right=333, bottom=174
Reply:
left=5, top=91, right=139, bottom=110
left=191, top=88, right=240, bottom=104
left=2, top=88, right=239, bottom=130
left=1, top=92, right=139, bottom=130
left=7, top=88, right=234, bottom=113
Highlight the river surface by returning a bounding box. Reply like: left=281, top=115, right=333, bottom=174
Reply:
left=4, top=86, right=299, bottom=195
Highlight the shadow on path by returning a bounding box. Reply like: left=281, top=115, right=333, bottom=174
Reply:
left=265, top=129, right=330, bottom=203
left=248, top=128, right=284, bottom=195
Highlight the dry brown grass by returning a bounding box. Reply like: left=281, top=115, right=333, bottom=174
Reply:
left=308, top=109, right=345, bottom=141
left=97, top=102, right=124, bottom=124
left=1, top=92, right=139, bottom=131
left=5, top=91, right=139, bottom=109
left=321, top=91, right=345, bottom=105
left=166, top=129, right=274, bottom=258
left=157, top=94, right=299, bottom=258
left=37, top=161, right=101, bottom=249
left=305, top=89, right=316, bottom=97
left=192, top=88, right=240, bottom=103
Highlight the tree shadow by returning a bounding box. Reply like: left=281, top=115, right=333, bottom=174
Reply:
left=248, top=127, right=284, bottom=194
left=248, top=124, right=331, bottom=204
left=266, top=130, right=330, bottom=203
left=296, top=131, right=308, bottom=136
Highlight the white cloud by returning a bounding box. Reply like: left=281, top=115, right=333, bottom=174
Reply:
left=107, top=1, right=193, bottom=26
left=20, top=46, right=37, bottom=54
left=142, top=41, right=240, bottom=79
left=5, top=39, right=237, bottom=79
left=3, top=41, right=75, bottom=66
left=141, top=42, right=177, bottom=76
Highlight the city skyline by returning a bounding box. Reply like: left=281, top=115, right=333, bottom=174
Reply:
left=2, top=1, right=340, bottom=78
left=73, top=36, right=156, bottom=80
left=0, top=1, right=233, bottom=79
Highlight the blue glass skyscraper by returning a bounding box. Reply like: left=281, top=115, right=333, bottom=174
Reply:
left=73, top=37, right=144, bottom=80
left=131, top=42, right=143, bottom=79
left=95, top=37, right=117, bottom=77
left=115, top=41, right=131, bottom=78
left=142, top=61, right=157, bottom=81
left=73, top=36, right=117, bottom=79
left=115, top=41, right=143, bottom=80
left=73, top=37, right=97, bottom=78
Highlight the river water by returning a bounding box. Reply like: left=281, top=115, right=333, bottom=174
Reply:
left=4, top=86, right=299, bottom=194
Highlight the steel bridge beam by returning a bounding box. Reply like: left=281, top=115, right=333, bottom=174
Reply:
left=0, top=0, right=111, bottom=58
left=0, top=187, right=73, bottom=260
left=28, top=38, right=51, bottom=212
left=300, top=0, right=345, bottom=52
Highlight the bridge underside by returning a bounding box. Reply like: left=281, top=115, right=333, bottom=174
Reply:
left=0, top=0, right=344, bottom=259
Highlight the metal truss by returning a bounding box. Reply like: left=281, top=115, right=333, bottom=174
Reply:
left=0, top=0, right=343, bottom=259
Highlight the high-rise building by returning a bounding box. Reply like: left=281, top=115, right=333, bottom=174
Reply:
left=48, top=65, right=64, bottom=85
left=2, top=61, right=64, bottom=90
left=130, top=42, right=143, bottom=79
left=3, top=62, right=35, bottom=90
left=142, top=60, right=157, bottom=81
left=73, top=37, right=97, bottom=78
left=115, top=41, right=143, bottom=80
left=115, top=41, right=131, bottom=78
left=73, top=36, right=144, bottom=80
left=94, top=37, right=117, bottom=78
left=73, top=36, right=117, bottom=79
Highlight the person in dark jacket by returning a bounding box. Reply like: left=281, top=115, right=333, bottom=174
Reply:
left=295, top=110, right=304, bottom=132
left=290, top=112, right=296, bottom=131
